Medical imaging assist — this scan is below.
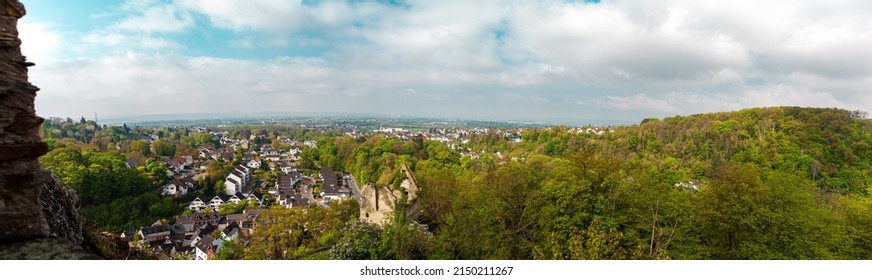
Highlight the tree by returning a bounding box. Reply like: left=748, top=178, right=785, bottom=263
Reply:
left=330, top=220, right=383, bottom=260
left=150, top=139, right=176, bottom=157
left=219, top=201, right=249, bottom=216
left=214, top=179, right=225, bottom=196
left=698, top=164, right=850, bottom=259
left=299, top=147, right=318, bottom=170
left=215, top=240, right=244, bottom=260
left=131, top=140, right=151, bottom=156
left=40, top=148, right=179, bottom=232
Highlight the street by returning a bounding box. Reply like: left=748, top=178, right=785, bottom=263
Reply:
left=345, top=173, right=363, bottom=201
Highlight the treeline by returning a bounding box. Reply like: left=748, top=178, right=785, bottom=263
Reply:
left=40, top=107, right=872, bottom=259
left=39, top=142, right=179, bottom=232
left=300, top=107, right=872, bottom=259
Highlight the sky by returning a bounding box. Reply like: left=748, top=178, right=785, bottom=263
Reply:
left=17, top=0, right=872, bottom=123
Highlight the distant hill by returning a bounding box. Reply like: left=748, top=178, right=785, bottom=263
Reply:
left=603, top=107, right=871, bottom=194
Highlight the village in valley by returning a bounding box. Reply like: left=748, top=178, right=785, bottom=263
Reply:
left=121, top=129, right=356, bottom=260
left=42, top=116, right=615, bottom=260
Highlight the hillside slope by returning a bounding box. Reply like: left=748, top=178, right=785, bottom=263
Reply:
left=608, top=107, right=872, bottom=194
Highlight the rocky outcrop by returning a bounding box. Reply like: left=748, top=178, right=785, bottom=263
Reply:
left=0, top=237, right=98, bottom=260
left=0, top=0, right=52, bottom=242
left=0, top=0, right=94, bottom=259
left=80, top=219, right=145, bottom=260
left=39, top=174, right=83, bottom=245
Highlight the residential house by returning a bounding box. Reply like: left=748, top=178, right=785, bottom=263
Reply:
left=279, top=163, right=296, bottom=174
left=161, top=177, right=196, bottom=197
left=226, top=209, right=259, bottom=229
left=278, top=193, right=309, bottom=208
left=138, top=223, right=187, bottom=256
left=247, top=190, right=264, bottom=206
left=188, top=195, right=210, bottom=212
left=165, top=157, right=189, bottom=173
left=208, top=195, right=229, bottom=210
left=259, top=147, right=282, bottom=162
left=138, top=224, right=172, bottom=244
left=169, top=224, right=187, bottom=241
left=191, top=192, right=249, bottom=212
left=219, top=151, right=235, bottom=162
left=190, top=223, right=216, bottom=248
left=221, top=222, right=240, bottom=241
left=194, top=235, right=218, bottom=260
left=319, top=167, right=346, bottom=200
left=161, top=181, right=186, bottom=197
left=199, top=148, right=213, bottom=159
left=246, top=159, right=261, bottom=169
left=225, top=176, right=242, bottom=196
left=175, top=211, right=221, bottom=232
left=181, top=155, right=194, bottom=165
left=224, top=165, right=250, bottom=195
left=288, top=145, right=302, bottom=158
left=275, top=172, right=308, bottom=208
left=275, top=184, right=296, bottom=208
left=227, top=192, right=245, bottom=204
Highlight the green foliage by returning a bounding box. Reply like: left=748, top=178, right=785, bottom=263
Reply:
left=215, top=240, right=245, bottom=260
left=243, top=199, right=359, bottom=260
left=698, top=164, right=851, bottom=259
left=218, top=201, right=250, bottom=216
left=330, top=218, right=433, bottom=260
left=150, top=139, right=176, bottom=157
left=40, top=107, right=872, bottom=259
left=131, top=140, right=151, bottom=156
left=40, top=148, right=180, bottom=232
left=329, top=220, right=383, bottom=260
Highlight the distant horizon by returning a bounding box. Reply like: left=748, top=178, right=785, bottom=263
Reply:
left=56, top=111, right=636, bottom=127
left=43, top=105, right=870, bottom=128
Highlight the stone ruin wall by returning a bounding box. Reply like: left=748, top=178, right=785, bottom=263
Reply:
left=359, top=163, right=421, bottom=225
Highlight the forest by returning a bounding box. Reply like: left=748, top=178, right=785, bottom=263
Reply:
left=39, top=107, right=872, bottom=259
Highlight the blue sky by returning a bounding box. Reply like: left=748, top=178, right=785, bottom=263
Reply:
left=18, top=0, right=872, bottom=123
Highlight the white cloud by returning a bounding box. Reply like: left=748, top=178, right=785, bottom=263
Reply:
left=601, top=85, right=848, bottom=116
left=33, top=54, right=338, bottom=117
left=605, top=94, right=680, bottom=113
left=111, top=2, right=194, bottom=33
left=17, top=22, right=60, bottom=64
left=82, top=32, right=182, bottom=50
left=511, top=2, right=754, bottom=84
left=175, top=0, right=299, bottom=32
left=22, top=0, right=872, bottom=121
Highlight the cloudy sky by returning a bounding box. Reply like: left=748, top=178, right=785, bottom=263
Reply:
left=18, top=0, right=872, bottom=123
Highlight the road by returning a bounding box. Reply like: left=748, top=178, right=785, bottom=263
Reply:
left=301, top=180, right=316, bottom=204
left=345, top=173, right=363, bottom=201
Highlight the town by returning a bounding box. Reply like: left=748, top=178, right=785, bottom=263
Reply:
left=39, top=116, right=617, bottom=260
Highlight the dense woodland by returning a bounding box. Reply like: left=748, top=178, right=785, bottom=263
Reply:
left=39, top=107, right=872, bottom=259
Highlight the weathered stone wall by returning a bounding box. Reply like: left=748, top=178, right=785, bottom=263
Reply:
left=0, top=0, right=52, bottom=242
left=359, top=184, right=401, bottom=225
left=359, top=164, right=421, bottom=225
